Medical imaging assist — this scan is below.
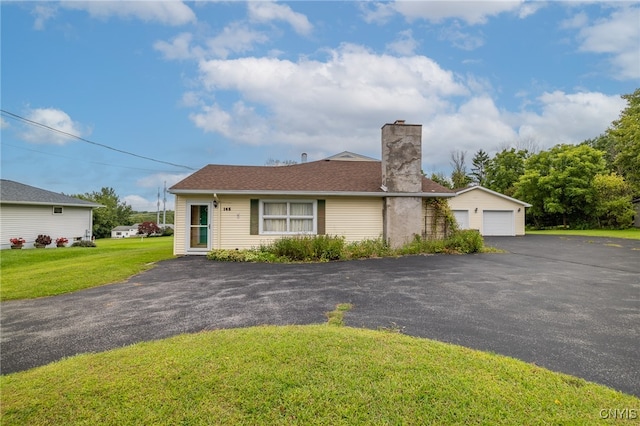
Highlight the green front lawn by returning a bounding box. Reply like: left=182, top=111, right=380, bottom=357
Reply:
left=527, top=228, right=640, bottom=240
left=0, top=237, right=174, bottom=301
left=2, top=325, right=637, bottom=425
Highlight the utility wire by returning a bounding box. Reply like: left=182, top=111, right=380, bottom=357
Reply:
left=3, top=142, right=181, bottom=173
left=1, top=109, right=196, bottom=171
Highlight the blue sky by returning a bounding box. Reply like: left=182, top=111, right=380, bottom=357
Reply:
left=2, top=1, right=639, bottom=211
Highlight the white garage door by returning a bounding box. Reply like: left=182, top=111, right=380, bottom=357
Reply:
left=482, top=210, right=514, bottom=236
left=452, top=210, right=469, bottom=229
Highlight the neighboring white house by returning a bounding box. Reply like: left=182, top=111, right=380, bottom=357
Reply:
left=111, top=225, right=140, bottom=238
left=0, top=179, right=102, bottom=249
left=448, top=185, right=531, bottom=236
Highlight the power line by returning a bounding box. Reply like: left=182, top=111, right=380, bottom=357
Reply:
left=1, top=109, right=196, bottom=171
left=2, top=142, right=181, bottom=173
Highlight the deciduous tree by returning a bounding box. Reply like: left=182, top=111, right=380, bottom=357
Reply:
left=514, top=144, right=607, bottom=228
left=605, top=89, right=640, bottom=196
left=484, top=148, right=528, bottom=197
left=450, top=150, right=472, bottom=189
left=593, top=173, right=635, bottom=229
left=74, top=187, right=133, bottom=238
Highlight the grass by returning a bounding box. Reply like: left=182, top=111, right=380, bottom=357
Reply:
left=1, top=325, right=638, bottom=425
left=527, top=228, right=640, bottom=240
left=0, top=237, right=174, bottom=301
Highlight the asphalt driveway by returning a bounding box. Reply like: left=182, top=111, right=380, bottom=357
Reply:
left=1, top=235, right=639, bottom=396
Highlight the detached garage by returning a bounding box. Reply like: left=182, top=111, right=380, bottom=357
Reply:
left=448, top=186, right=531, bottom=236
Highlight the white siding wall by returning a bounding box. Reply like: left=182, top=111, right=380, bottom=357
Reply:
left=173, top=194, right=384, bottom=254
left=448, top=190, right=527, bottom=236
left=0, top=204, right=93, bottom=249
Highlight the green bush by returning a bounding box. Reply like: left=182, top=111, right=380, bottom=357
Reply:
left=271, top=235, right=345, bottom=261
left=344, top=238, right=392, bottom=259
left=207, top=249, right=249, bottom=262
left=71, top=240, right=97, bottom=248
left=207, top=232, right=485, bottom=263
left=444, top=229, right=483, bottom=253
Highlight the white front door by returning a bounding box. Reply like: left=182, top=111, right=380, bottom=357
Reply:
left=187, top=203, right=211, bottom=253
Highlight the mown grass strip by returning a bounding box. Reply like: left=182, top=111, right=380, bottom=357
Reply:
left=1, top=325, right=637, bottom=425
left=0, top=237, right=174, bottom=301
left=526, top=228, right=640, bottom=240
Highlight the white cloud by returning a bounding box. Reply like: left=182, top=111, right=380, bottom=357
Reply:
left=386, top=30, right=419, bottom=56
left=247, top=1, right=313, bottom=35
left=19, top=108, right=88, bottom=145
left=423, top=90, right=626, bottom=172
left=514, top=91, right=626, bottom=146
left=0, top=117, right=9, bottom=129
left=125, top=172, right=191, bottom=211
left=31, top=4, right=57, bottom=30
left=206, top=22, right=269, bottom=59
left=123, top=194, right=159, bottom=212
left=154, top=33, right=203, bottom=60
left=192, top=44, right=468, bottom=153
left=438, top=22, right=485, bottom=50
left=392, top=1, right=531, bottom=25
left=60, top=0, right=196, bottom=26
left=573, top=5, right=640, bottom=80
left=422, top=96, right=517, bottom=170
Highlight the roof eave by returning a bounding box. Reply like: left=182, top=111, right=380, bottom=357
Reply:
left=169, top=189, right=455, bottom=198
left=0, top=200, right=104, bottom=208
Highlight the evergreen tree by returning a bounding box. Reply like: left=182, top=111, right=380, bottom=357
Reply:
left=470, top=149, right=490, bottom=186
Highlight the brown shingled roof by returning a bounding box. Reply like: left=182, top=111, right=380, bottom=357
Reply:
left=170, top=159, right=453, bottom=195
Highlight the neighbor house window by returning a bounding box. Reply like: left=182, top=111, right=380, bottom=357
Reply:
left=53, top=206, right=63, bottom=214
left=260, top=200, right=316, bottom=234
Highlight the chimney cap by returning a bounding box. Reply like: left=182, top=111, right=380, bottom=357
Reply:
left=394, top=120, right=405, bottom=125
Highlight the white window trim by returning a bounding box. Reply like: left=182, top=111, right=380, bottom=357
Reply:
left=53, top=206, right=63, bottom=215
left=259, top=200, right=317, bottom=235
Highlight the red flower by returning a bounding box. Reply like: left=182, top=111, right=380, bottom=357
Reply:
left=10, top=237, right=26, bottom=245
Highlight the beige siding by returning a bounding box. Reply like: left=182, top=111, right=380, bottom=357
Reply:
left=174, top=195, right=384, bottom=253
left=448, top=190, right=527, bottom=235
left=325, top=197, right=383, bottom=242
left=0, top=204, right=93, bottom=249
left=173, top=195, right=187, bottom=255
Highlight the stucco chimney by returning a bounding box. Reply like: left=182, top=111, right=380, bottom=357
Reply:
left=381, top=120, right=423, bottom=248
left=381, top=120, right=422, bottom=192
left=301, top=153, right=307, bottom=163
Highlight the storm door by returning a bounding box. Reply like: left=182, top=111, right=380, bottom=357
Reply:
left=188, top=203, right=211, bottom=251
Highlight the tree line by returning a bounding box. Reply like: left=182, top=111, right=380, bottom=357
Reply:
left=430, top=89, right=639, bottom=229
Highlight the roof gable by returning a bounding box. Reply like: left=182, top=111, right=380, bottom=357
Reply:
left=0, top=180, right=102, bottom=207
left=170, top=159, right=453, bottom=196
left=455, top=185, right=532, bottom=207
left=323, top=151, right=377, bottom=161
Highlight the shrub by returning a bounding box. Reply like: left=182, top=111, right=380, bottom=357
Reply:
left=271, top=235, right=345, bottom=261
left=161, top=227, right=174, bottom=237
left=138, top=222, right=161, bottom=236
left=207, top=232, right=485, bottom=263
left=444, top=229, right=483, bottom=253
left=71, top=240, right=97, bottom=248
left=344, top=238, right=392, bottom=259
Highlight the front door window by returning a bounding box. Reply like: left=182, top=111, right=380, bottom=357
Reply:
left=189, top=204, right=209, bottom=249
